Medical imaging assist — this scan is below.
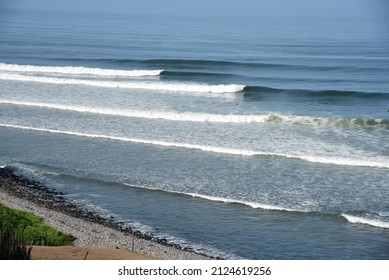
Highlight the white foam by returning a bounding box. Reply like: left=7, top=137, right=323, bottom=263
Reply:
left=121, top=183, right=298, bottom=212
left=378, top=212, right=389, bottom=217
left=1, top=124, right=388, bottom=169
left=0, top=72, right=244, bottom=93
left=0, top=123, right=258, bottom=155
left=0, top=100, right=270, bottom=124
left=294, top=154, right=389, bottom=169
left=1, top=99, right=386, bottom=127
left=341, top=214, right=389, bottom=229
left=185, top=193, right=298, bottom=212
left=0, top=62, right=162, bottom=77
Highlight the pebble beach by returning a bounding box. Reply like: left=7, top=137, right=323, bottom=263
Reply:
left=0, top=167, right=210, bottom=260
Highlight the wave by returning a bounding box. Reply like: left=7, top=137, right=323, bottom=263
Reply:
left=1, top=123, right=388, bottom=169
left=3, top=161, right=297, bottom=214
left=142, top=58, right=354, bottom=72
left=341, top=214, right=389, bottom=229
left=122, top=182, right=299, bottom=212
left=125, top=184, right=300, bottom=213
left=184, top=193, right=299, bottom=212
left=4, top=162, right=388, bottom=234
left=2, top=99, right=388, bottom=126
left=244, top=85, right=388, bottom=99
left=142, top=58, right=267, bottom=68
left=253, top=85, right=387, bottom=100
left=2, top=63, right=386, bottom=98
left=0, top=100, right=270, bottom=123
left=30, top=57, right=375, bottom=72
left=0, top=72, right=244, bottom=93
left=161, top=70, right=236, bottom=79
left=0, top=62, right=163, bottom=77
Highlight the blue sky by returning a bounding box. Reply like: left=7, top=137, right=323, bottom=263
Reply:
left=1, top=0, right=387, bottom=19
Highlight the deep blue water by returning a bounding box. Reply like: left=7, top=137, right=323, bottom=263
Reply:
left=0, top=10, right=388, bottom=259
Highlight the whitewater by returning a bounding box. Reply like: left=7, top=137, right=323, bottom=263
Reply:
left=0, top=71, right=245, bottom=93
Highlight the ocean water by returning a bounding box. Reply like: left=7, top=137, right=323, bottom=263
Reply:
left=0, top=11, right=388, bottom=259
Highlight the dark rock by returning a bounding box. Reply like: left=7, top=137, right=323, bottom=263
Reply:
left=0, top=166, right=217, bottom=259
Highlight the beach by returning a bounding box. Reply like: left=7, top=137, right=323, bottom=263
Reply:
left=0, top=167, right=210, bottom=260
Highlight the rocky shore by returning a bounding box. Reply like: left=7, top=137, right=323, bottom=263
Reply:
left=0, top=166, right=211, bottom=260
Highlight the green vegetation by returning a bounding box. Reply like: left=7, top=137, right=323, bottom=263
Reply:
left=0, top=227, right=31, bottom=260
left=0, top=203, right=75, bottom=247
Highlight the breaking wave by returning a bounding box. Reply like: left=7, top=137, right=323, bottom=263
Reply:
left=1, top=124, right=388, bottom=169
left=0, top=62, right=163, bottom=77
left=122, top=182, right=299, bottom=212
left=1, top=99, right=387, bottom=126
left=0, top=72, right=245, bottom=93
left=341, top=214, right=389, bottom=229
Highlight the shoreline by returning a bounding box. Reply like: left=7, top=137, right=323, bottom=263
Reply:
left=0, top=166, right=211, bottom=260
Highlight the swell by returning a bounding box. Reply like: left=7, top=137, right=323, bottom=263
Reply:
left=16, top=58, right=384, bottom=72
left=1, top=124, right=388, bottom=169
left=2, top=62, right=387, bottom=98
left=1, top=99, right=388, bottom=126
left=161, top=70, right=237, bottom=79
left=244, top=85, right=388, bottom=99
left=142, top=58, right=389, bottom=73
left=142, top=58, right=265, bottom=69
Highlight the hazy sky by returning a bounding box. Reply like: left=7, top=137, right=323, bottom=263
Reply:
left=1, top=0, right=387, bottom=20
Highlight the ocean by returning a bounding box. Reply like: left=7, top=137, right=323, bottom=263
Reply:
left=0, top=10, right=388, bottom=259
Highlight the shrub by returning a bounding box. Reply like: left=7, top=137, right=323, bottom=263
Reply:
left=0, top=204, right=75, bottom=247
left=0, top=226, right=31, bottom=260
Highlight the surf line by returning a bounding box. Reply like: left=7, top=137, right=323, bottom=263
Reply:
left=341, top=214, right=389, bottom=229
left=0, top=62, right=163, bottom=77
left=0, top=100, right=271, bottom=124
left=0, top=72, right=245, bottom=93
left=1, top=124, right=388, bottom=169
left=2, top=100, right=387, bottom=126
left=121, top=182, right=299, bottom=212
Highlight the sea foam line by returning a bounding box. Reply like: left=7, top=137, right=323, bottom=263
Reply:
left=0, top=100, right=270, bottom=124
left=121, top=183, right=298, bottom=212
left=0, top=62, right=162, bottom=77
left=341, top=214, right=389, bottom=229
left=0, top=72, right=245, bottom=93
left=1, top=99, right=387, bottom=126
left=1, top=123, right=388, bottom=169
left=185, top=193, right=299, bottom=212
left=0, top=123, right=258, bottom=155
left=0, top=124, right=388, bottom=168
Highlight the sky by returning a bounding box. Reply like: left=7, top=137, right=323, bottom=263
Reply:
left=1, top=0, right=387, bottom=20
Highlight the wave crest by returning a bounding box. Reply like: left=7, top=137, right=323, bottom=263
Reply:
left=1, top=100, right=387, bottom=126
left=341, top=214, right=389, bottom=229
left=1, top=124, right=388, bottom=169
left=0, top=62, right=162, bottom=77
left=0, top=72, right=245, bottom=93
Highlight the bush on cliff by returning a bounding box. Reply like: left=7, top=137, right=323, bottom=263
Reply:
left=0, top=226, right=31, bottom=260
left=0, top=203, right=75, bottom=248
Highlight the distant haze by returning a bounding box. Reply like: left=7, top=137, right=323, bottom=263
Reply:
left=1, top=0, right=387, bottom=20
